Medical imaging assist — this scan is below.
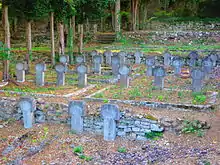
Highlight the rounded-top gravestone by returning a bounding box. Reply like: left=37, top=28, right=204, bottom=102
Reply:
left=119, top=65, right=130, bottom=75
left=55, top=64, right=66, bottom=73
left=146, top=56, right=155, bottom=66
left=77, top=64, right=87, bottom=74
left=189, top=51, right=199, bottom=59
left=59, top=55, right=69, bottom=63
left=76, top=56, right=84, bottom=64
left=154, top=66, right=166, bottom=77
left=16, top=63, right=24, bottom=71
left=191, top=68, right=204, bottom=80
left=94, top=55, right=102, bottom=63
left=35, top=63, right=46, bottom=72
left=91, top=50, right=98, bottom=56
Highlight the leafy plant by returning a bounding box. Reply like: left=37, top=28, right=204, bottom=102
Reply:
left=94, top=92, right=105, bottom=98
left=128, top=87, right=142, bottom=99
left=73, top=146, right=83, bottom=154
left=157, top=95, right=164, bottom=101
left=117, top=147, right=127, bottom=153
left=181, top=120, right=207, bottom=137
left=192, top=92, right=206, bottom=104
left=145, top=131, right=163, bottom=140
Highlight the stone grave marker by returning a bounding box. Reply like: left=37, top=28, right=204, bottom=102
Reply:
left=188, top=51, right=199, bottom=67
left=146, top=56, right=155, bottom=76
left=172, top=57, right=184, bottom=76
left=189, top=51, right=199, bottom=60
left=153, top=66, right=166, bottom=89
left=111, top=55, right=120, bottom=77
left=93, top=55, right=102, bottom=74
left=103, top=50, right=113, bottom=65
left=23, top=60, right=29, bottom=73
left=191, top=68, right=204, bottom=92
left=68, top=101, right=85, bottom=133
left=119, top=65, right=130, bottom=88
left=209, top=52, right=218, bottom=67
left=118, top=51, right=127, bottom=67
left=77, top=64, right=87, bottom=88
left=55, top=64, right=66, bottom=86
left=76, top=56, right=84, bottom=64
left=134, top=51, right=143, bottom=64
left=59, top=55, right=69, bottom=72
left=91, top=50, right=98, bottom=61
left=18, top=97, right=36, bottom=129
left=16, top=63, right=25, bottom=82
left=163, top=51, right=172, bottom=67
left=202, top=57, right=213, bottom=80
left=101, top=104, right=120, bottom=141
left=35, top=63, right=46, bottom=86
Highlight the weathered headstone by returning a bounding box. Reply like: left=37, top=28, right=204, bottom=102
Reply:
left=202, top=57, right=213, bottom=80
left=93, top=55, right=102, bottom=74
left=172, top=57, right=184, bottom=76
left=101, top=104, right=120, bottom=141
left=35, top=63, right=46, bottom=86
left=76, top=56, right=84, bottom=64
left=103, top=50, right=113, bottom=65
left=118, top=51, right=127, bottom=67
left=119, top=65, right=130, bottom=88
left=134, top=51, right=143, bottom=64
left=189, top=51, right=199, bottom=60
left=18, top=97, right=36, bottom=129
left=68, top=101, right=85, bottom=133
left=111, top=55, right=120, bottom=77
left=191, top=68, right=204, bottom=92
left=209, top=52, right=218, bottom=67
left=91, top=50, right=98, bottom=61
left=146, top=56, right=155, bottom=76
left=188, top=51, right=199, bottom=67
left=55, top=64, right=66, bottom=86
left=163, top=51, right=172, bottom=67
left=59, top=55, right=69, bottom=72
left=153, top=66, right=166, bottom=89
left=16, top=63, right=25, bottom=82
left=77, top=64, right=87, bottom=88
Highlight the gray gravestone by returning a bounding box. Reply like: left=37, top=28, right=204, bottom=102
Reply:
left=103, top=50, right=113, bottom=65
left=189, top=51, right=199, bottom=60
left=76, top=56, right=84, bottom=64
left=172, top=57, right=184, bottom=76
left=191, top=68, right=204, bottom=92
left=153, top=66, right=166, bottom=89
left=77, top=64, right=87, bottom=88
left=68, top=101, right=85, bottom=133
left=59, top=55, right=69, bottom=72
left=164, top=51, right=172, bottom=67
left=119, top=65, right=130, bottom=88
left=101, top=104, right=120, bottom=141
left=55, top=64, right=66, bottom=86
left=111, top=55, right=120, bottom=77
left=91, top=50, right=98, bottom=61
left=35, top=63, right=46, bottom=86
left=16, top=63, right=25, bottom=82
left=19, top=97, right=36, bottom=129
left=202, top=57, right=213, bottom=80
left=209, top=52, right=218, bottom=67
left=118, top=51, right=127, bottom=67
left=134, top=51, right=143, bottom=64
left=188, top=51, right=199, bottom=67
left=146, top=56, right=155, bottom=76
left=93, top=55, right=102, bottom=74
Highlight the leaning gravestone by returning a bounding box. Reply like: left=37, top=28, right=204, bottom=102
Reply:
left=101, top=104, right=120, bottom=141
left=119, top=65, right=130, bottom=88
left=59, top=55, right=69, bottom=72
left=111, top=55, right=120, bottom=77
left=55, top=64, right=66, bottom=86
left=163, top=51, right=172, bottom=67
left=191, top=68, right=204, bottom=92
left=18, top=97, right=36, bottom=129
left=134, top=51, right=143, bottom=64
left=68, top=101, right=85, bottom=133
left=172, top=57, right=184, bottom=76
left=103, top=50, right=113, bottom=65
left=146, top=56, right=155, bottom=76
left=118, top=51, right=127, bottom=67
left=76, top=56, right=84, bottom=64
left=202, top=57, right=213, bottom=80
left=93, top=55, right=102, bottom=74
left=35, top=63, right=46, bottom=86
left=153, top=66, right=166, bottom=89
left=16, top=63, right=25, bottom=82
left=77, top=64, right=87, bottom=88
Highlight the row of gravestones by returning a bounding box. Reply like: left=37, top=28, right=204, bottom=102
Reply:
left=19, top=97, right=120, bottom=141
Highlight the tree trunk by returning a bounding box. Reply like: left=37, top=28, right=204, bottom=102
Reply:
left=78, top=24, right=83, bottom=54
left=86, top=18, right=89, bottom=32
left=26, top=21, right=32, bottom=73
left=115, top=0, right=121, bottom=40
left=132, top=0, right=139, bottom=31
left=13, top=17, right=17, bottom=33
left=101, top=17, right=104, bottom=32
left=111, top=3, right=115, bottom=31
left=143, top=2, right=148, bottom=30
left=50, top=12, right=55, bottom=65
left=72, top=16, right=76, bottom=48
left=58, top=23, right=65, bottom=55
left=68, top=18, right=73, bottom=64
left=3, top=6, right=10, bottom=81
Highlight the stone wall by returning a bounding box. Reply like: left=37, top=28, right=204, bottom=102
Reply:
left=0, top=97, right=163, bottom=141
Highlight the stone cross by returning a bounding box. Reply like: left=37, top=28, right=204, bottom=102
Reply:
left=76, top=56, right=84, bottom=64
left=93, top=55, right=102, bottom=74
left=35, top=63, right=46, bottom=86
left=55, top=64, right=66, bottom=86
left=18, top=97, right=36, bottom=129
left=163, top=51, right=172, bottom=67
left=111, top=55, right=120, bottom=77
left=172, top=57, right=184, bottom=76
left=59, top=55, right=69, bottom=72
left=134, top=51, right=143, bottom=64
left=77, top=64, right=87, bottom=88
left=153, top=66, right=166, bottom=89
left=146, top=56, right=155, bottom=76
left=191, top=68, right=204, bottom=92
left=119, top=65, right=130, bottom=88
left=16, top=63, right=25, bottom=82
left=118, top=51, right=126, bottom=67
left=202, top=57, right=213, bottom=80
left=68, top=101, right=85, bottom=133
left=101, top=104, right=120, bottom=141
left=103, top=50, right=113, bottom=65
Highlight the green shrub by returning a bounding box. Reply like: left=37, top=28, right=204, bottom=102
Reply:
left=145, top=131, right=163, bottom=140
left=181, top=120, right=206, bottom=137
left=117, top=147, right=127, bottom=153
left=73, top=146, right=83, bottom=154
left=192, top=92, right=206, bottom=104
